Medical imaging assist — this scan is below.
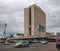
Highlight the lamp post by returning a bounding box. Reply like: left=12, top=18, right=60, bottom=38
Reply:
left=4, top=23, right=7, bottom=38
left=3, top=23, right=7, bottom=45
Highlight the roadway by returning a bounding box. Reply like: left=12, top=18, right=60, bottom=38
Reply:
left=0, top=42, right=58, bottom=51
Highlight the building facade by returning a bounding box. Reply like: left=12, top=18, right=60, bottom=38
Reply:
left=24, top=4, right=46, bottom=37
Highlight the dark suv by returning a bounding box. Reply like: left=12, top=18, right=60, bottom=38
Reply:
left=56, top=39, right=60, bottom=50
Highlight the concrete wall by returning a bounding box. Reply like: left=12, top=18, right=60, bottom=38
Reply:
left=24, top=4, right=46, bottom=37
left=31, top=5, right=46, bottom=37
left=24, top=7, right=30, bottom=36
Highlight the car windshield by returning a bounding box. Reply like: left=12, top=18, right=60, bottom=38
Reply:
left=16, top=40, right=28, bottom=43
left=22, top=41, right=27, bottom=43
left=16, top=40, right=24, bottom=43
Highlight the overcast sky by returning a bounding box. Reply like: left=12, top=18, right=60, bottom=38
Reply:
left=0, top=0, right=60, bottom=37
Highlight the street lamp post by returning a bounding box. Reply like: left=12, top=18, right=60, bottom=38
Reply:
left=3, top=23, right=7, bottom=45
left=4, top=23, right=7, bottom=38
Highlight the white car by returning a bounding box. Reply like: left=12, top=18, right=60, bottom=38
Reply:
left=40, top=40, right=48, bottom=44
left=14, top=40, right=29, bottom=48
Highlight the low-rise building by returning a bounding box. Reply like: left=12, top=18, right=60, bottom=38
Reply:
left=14, top=33, right=24, bottom=38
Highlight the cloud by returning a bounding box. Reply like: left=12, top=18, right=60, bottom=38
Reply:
left=32, top=0, right=60, bottom=33
left=0, top=0, right=36, bottom=37
left=0, top=0, right=60, bottom=37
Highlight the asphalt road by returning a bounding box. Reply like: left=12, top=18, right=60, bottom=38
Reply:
left=0, top=42, right=58, bottom=51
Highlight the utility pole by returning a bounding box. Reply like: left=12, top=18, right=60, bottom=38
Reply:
left=4, top=23, right=7, bottom=38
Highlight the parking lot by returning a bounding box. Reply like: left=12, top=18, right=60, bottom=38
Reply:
left=0, top=42, right=58, bottom=51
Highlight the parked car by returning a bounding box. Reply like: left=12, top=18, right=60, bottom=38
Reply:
left=56, top=39, right=60, bottom=50
left=40, top=40, right=48, bottom=44
left=28, top=40, right=33, bottom=44
left=14, top=40, right=29, bottom=48
left=32, top=40, right=37, bottom=43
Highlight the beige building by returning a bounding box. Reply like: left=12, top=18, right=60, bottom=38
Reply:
left=24, top=4, right=46, bottom=37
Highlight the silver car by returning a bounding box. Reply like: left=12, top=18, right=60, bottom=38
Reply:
left=40, top=40, right=48, bottom=44
left=14, top=40, right=29, bottom=48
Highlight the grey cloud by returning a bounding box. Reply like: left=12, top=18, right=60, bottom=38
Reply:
left=0, top=1, right=24, bottom=37
left=48, top=0, right=60, bottom=6
left=0, top=0, right=60, bottom=37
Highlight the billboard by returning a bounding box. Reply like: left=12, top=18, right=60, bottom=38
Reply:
left=37, top=25, right=45, bottom=30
